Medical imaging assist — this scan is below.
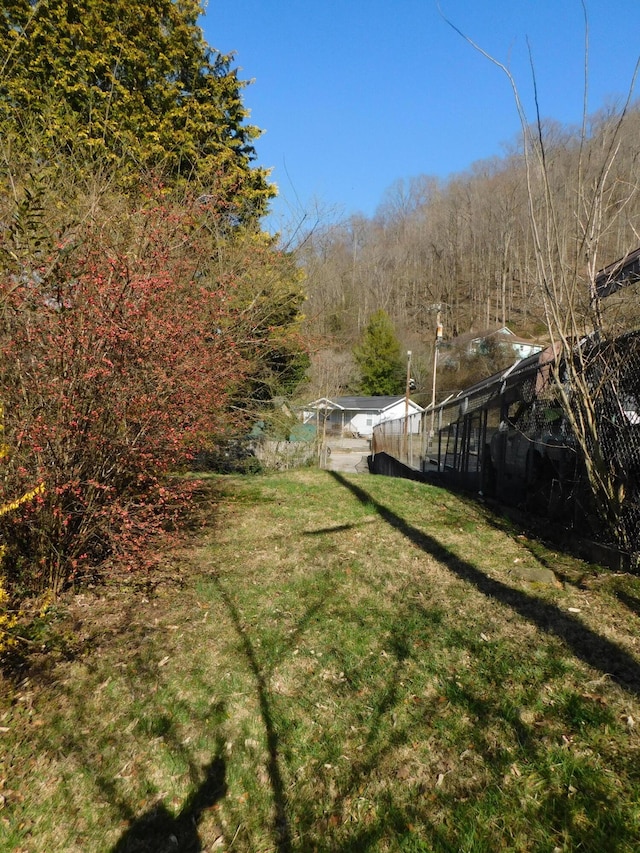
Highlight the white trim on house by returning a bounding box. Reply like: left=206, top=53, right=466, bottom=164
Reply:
left=302, top=395, right=424, bottom=437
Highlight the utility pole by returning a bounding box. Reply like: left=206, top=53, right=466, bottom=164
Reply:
left=430, top=312, right=443, bottom=448
left=404, top=350, right=412, bottom=461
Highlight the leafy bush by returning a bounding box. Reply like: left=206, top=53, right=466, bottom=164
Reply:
left=0, top=190, right=247, bottom=593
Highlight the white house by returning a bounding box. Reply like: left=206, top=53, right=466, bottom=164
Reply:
left=303, top=396, right=424, bottom=438
left=441, top=326, right=545, bottom=366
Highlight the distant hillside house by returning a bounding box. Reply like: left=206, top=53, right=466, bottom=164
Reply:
left=303, top=396, right=424, bottom=438
left=595, top=245, right=640, bottom=297
left=441, top=326, right=545, bottom=366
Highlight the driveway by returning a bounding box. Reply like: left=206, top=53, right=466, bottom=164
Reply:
left=324, top=437, right=371, bottom=473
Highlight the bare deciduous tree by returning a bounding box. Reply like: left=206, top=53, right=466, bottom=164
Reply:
left=440, top=1, right=640, bottom=553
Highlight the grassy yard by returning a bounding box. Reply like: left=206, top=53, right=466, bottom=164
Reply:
left=2, top=468, right=640, bottom=852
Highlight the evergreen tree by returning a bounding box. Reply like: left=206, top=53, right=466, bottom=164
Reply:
left=353, top=309, right=405, bottom=395
left=0, top=0, right=273, bottom=222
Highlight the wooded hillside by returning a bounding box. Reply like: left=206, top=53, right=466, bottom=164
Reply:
left=299, top=106, right=640, bottom=400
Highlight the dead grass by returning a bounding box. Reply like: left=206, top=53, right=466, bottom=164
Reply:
left=1, top=469, right=640, bottom=852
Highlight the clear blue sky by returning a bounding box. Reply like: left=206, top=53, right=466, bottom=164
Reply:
left=204, top=1, right=640, bottom=235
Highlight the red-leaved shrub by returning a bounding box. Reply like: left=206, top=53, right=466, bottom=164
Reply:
left=0, top=192, right=249, bottom=593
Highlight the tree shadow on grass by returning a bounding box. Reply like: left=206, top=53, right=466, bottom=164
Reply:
left=110, top=752, right=226, bottom=853
left=329, top=471, right=640, bottom=697
left=22, top=609, right=231, bottom=853
left=614, top=588, right=640, bottom=619
left=210, top=573, right=293, bottom=853
left=210, top=561, right=435, bottom=853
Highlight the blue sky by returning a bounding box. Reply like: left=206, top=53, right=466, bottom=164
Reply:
left=204, top=1, right=640, bottom=235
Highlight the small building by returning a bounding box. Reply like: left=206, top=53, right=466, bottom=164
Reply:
left=303, top=395, right=424, bottom=438
left=441, top=326, right=545, bottom=366
left=595, top=245, right=640, bottom=297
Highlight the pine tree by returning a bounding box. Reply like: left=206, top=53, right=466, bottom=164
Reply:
left=353, top=310, right=405, bottom=395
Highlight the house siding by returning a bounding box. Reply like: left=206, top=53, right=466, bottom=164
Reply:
left=302, top=396, right=423, bottom=438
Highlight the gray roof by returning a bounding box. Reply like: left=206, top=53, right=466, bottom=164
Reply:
left=305, top=395, right=424, bottom=414
left=332, top=396, right=405, bottom=411
left=305, top=395, right=423, bottom=413
left=595, top=246, right=640, bottom=297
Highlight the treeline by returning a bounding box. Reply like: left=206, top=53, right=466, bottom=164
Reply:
left=300, top=107, right=640, bottom=398
left=0, top=0, right=308, bottom=597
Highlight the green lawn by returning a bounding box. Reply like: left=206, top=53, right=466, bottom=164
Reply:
left=2, top=468, right=640, bottom=852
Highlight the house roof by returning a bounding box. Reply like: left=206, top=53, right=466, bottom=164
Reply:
left=306, top=395, right=423, bottom=413
left=334, top=395, right=405, bottom=411
left=595, top=246, right=640, bottom=297
left=444, top=325, right=544, bottom=350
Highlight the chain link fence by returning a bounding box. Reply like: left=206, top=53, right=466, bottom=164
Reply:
left=372, top=331, right=640, bottom=560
